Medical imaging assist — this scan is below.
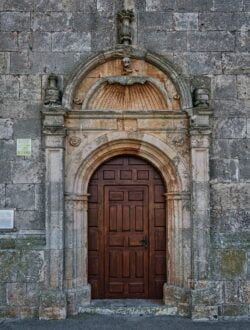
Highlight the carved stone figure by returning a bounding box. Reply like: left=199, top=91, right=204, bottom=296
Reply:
left=117, top=9, right=134, bottom=45
left=194, top=88, right=210, bottom=108
left=44, top=75, right=61, bottom=105
left=122, top=57, right=133, bottom=74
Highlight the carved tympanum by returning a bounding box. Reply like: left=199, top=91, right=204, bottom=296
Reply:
left=72, top=59, right=181, bottom=111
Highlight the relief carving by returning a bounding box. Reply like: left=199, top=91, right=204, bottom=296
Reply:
left=44, top=75, right=61, bottom=106
left=122, top=57, right=133, bottom=75
left=69, top=136, right=81, bottom=147
left=194, top=88, right=210, bottom=108
left=117, top=9, right=134, bottom=45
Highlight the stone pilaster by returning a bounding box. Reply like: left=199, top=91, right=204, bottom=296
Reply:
left=191, top=128, right=211, bottom=280
left=39, top=109, right=67, bottom=320
left=64, top=193, right=91, bottom=315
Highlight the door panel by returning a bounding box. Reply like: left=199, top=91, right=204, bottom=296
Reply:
left=88, top=155, right=166, bottom=299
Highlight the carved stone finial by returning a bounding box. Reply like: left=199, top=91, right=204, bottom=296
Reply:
left=194, top=88, right=210, bottom=108
left=122, top=56, right=133, bottom=75
left=117, top=9, right=134, bottom=45
left=44, top=74, right=61, bottom=106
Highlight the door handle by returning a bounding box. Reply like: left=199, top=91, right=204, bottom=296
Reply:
left=140, top=236, right=148, bottom=248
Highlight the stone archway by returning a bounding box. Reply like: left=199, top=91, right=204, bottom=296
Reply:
left=41, top=45, right=213, bottom=319
left=63, top=133, right=191, bottom=313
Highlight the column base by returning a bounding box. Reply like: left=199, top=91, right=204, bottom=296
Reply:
left=163, top=284, right=191, bottom=316
left=39, top=289, right=67, bottom=320
left=66, top=284, right=91, bottom=316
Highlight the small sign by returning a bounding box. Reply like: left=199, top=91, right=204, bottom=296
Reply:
left=16, top=139, right=31, bottom=156
left=0, top=210, right=14, bottom=229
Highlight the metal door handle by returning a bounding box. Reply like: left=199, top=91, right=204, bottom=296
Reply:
left=140, top=236, right=148, bottom=248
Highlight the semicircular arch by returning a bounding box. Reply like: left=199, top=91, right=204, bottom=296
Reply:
left=62, top=45, right=192, bottom=112
left=70, top=132, right=190, bottom=196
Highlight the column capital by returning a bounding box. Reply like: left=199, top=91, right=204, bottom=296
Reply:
left=164, top=192, right=190, bottom=201
left=65, top=193, right=90, bottom=202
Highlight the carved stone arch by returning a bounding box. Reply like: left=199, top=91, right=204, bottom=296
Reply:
left=64, top=133, right=191, bottom=309
left=66, top=132, right=189, bottom=194
left=62, top=45, right=193, bottom=113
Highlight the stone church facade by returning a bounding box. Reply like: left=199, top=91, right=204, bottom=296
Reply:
left=0, top=0, right=249, bottom=320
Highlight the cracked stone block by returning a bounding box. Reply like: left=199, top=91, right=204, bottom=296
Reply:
left=34, top=0, right=82, bottom=12
left=221, top=250, right=246, bottom=279
left=13, top=119, right=41, bottom=139
left=0, top=76, right=19, bottom=99
left=174, top=13, right=198, bottom=31
left=222, top=53, right=250, bottom=74
left=0, top=0, right=34, bottom=11
left=6, top=184, right=35, bottom=210
left=0, top=161, right=12, bottom=184
left=0, top=284, right=6, bottom=304
left=199, top=12, right=249, bottom=31
left=176, top=0, right=213, bottom=12
left=32, top=12, right=74, bottom=32
left=186, top=53, right=221, bottom=75
left=18, top=32, right=52, bottom=51
left=139, top=31, right=187, bottom=52
left=138, top=12, right=173, bottom=30
left=213, top=0, right=244, bottom=11
left=237, top=75, right=250, bottom=99
left=188, top=31, right=235, bottom=52
left=236, top=31, right=250, bottom=52
left=214, top=118, right=247, bottom=138
left=0, top=12, right=30, bottom=31
left=210, top=159, right=239, bottom=182
left=211, top=183, right=250, bottom=210
left=52, top=32, right=91, bottom=52
left=14, top=210, right=45, bottom=230
left=211, top=99, right=250, bottom=117
left=12, top=160, right=43, bottom=184
left=146, top=0, right=175, bottom=11
left=0, top=52, right=10, bottom=74
left=19, top=75, right=42, bottom=101
left=221, top=304, right=249, bottom=317
left=0, top=119, right=13, bottom=139
left=0, top=32, right=18, bottom=51
left=0, top=184, right=5, bottom=208
left=84, top=0, right=97, bottom=12
left=212, top=75, right=237, bottom=100
left=239, top=160, right=250, bottom=180
left=97, top=0, right=114, bottom=12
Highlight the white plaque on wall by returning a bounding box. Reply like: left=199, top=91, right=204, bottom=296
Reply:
left=16, top=139, right=32, bottom=156
left=0, top=209, right=14, bottom=229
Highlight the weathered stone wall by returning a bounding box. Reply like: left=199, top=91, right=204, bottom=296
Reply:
left=0, top=0, right=249, bottom=319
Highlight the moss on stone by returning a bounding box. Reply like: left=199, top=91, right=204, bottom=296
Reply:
left=221, top=250, right=245, bottom=276
left=0, top=239, right=15, bottom=249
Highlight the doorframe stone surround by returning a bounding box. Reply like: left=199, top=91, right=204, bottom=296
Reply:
left=41, top=45, right=213, bottom=319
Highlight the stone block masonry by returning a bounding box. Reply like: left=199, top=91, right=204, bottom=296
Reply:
left=0, top=0, right=249, bottom=321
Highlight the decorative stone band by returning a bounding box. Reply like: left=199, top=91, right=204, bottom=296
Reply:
left=65, top=193, right=90, bottom=203
left=164, top=192, right=191, bottom=201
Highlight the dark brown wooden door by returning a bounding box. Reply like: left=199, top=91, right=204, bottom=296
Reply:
left=88, top=155, right=166, bottom=299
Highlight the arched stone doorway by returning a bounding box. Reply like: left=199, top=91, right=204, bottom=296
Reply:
left=42, top=45, right=213, bottom=318
left=88, top=154, right=167, bottom=299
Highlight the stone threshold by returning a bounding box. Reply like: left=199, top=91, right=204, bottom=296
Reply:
left=79, top=299, right=177, bottom=316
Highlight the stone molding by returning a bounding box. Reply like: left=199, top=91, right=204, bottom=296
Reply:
left=62, top=45, right=192, bottom=112
left=41, top=47, right=213, bottom=319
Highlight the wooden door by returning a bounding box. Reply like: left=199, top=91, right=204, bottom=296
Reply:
left=88, top=155, right=166, bottom=299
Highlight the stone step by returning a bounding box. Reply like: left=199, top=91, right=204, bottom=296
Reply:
left=79, top=299, right=177, bottom=316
